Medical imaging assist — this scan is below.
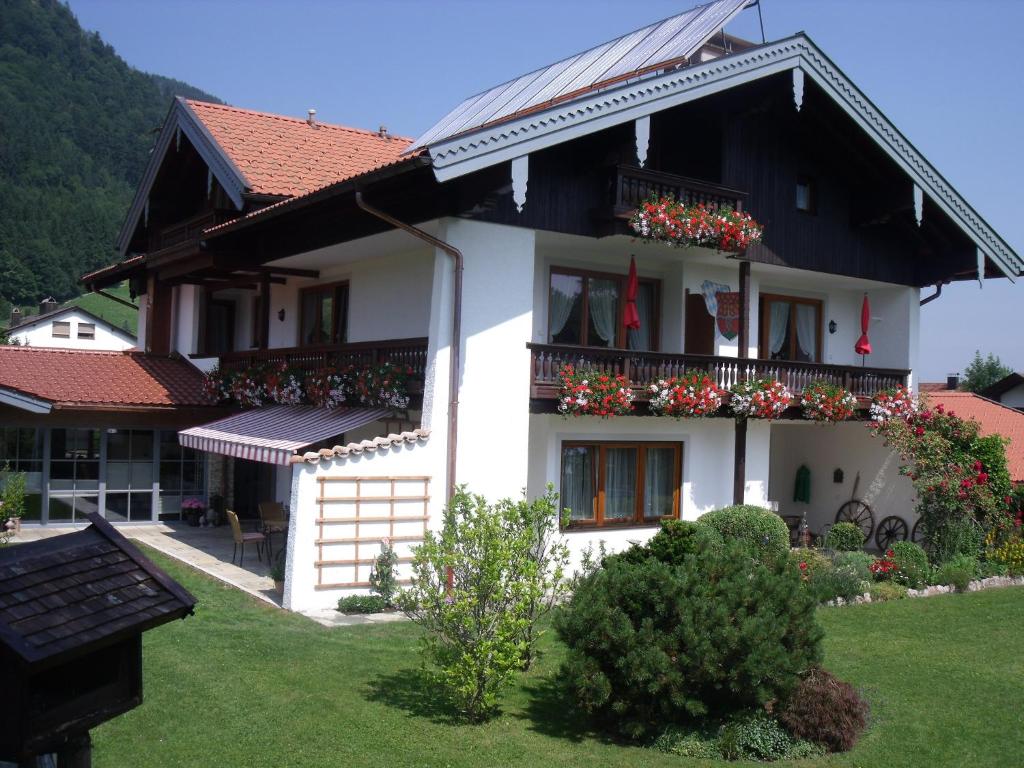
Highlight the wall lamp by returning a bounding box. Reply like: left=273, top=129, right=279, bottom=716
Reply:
left=828, top=320, right=837, bottom=334
left=278, top=308, right=286, bottom=322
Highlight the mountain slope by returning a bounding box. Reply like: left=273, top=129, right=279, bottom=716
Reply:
left=0, top=0, right=220, bottom=304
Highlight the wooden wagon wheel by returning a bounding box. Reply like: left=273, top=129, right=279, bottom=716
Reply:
left=835, top=500, right=874, bottom=542
left=911, top=518, right=925, bottom=545
left=875, top=515, right=909, bottom=551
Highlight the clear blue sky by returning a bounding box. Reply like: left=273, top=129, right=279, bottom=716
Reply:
left=67, top=0, right=1023, bottom=381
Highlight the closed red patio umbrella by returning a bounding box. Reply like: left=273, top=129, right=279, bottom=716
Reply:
left=624, top=255, right=641, bottom=331
left=855, top=293, right=872, bottom=358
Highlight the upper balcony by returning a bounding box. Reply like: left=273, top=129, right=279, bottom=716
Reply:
left=602, top=164, right=748, bottom=221
left=528, top=342, right=909, bottom=407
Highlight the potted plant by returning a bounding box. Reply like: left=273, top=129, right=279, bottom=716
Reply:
left=270, top=549, right=286, bottom=595
left=629, top=195, right=764, bottom=252
left=181, top=497, right=205, bottom=526
left=557, top=364, right=634, bottom=418
left=1, top=469, right=26, bottom=535
left=729, top=378, right=793, bottom=420
left=648, top=371, right=724, bottom=418
left=801, top=381, right=858, bottom=423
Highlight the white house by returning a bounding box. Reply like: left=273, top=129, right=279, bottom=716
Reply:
left=7, top=303, right=136, bottom=351
left=59, top=0, right=1024, bottom=613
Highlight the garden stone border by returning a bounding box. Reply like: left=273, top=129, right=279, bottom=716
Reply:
left=825, top=575, right=1024, bottom=607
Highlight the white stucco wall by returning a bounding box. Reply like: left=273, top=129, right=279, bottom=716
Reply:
left=172, top=284, right=201, bottom=357
left=767, top=421, right=916, bottom=545
left=9, top=307, right=135, bottom=351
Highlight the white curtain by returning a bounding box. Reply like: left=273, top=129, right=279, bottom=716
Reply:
left=560, top=446, right=596, bottom=521
left=588, top=278, right=619, bottom=347
left=627, top=282, right=653, bottom=351
left=794, top=304, right=818, bottom=361
left=768, top=301, right=791, bottom=357
left=604, top=447, right=637, bottom=520
left=548, top=274, right=580, bottom=341
left=644, top=447, right=675, bottom=518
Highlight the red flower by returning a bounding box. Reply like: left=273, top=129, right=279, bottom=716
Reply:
left=799, top=562, right=808, bottom=572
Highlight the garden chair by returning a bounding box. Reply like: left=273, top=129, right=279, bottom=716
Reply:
left=227, top=510, right=265, bottom=565
left=258, top=501, right=288, bottom=558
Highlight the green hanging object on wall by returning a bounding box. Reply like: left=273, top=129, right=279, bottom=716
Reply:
left=793, top=464, right=811, bottom=504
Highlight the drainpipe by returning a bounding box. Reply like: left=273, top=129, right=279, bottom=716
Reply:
left=919, top=282, right=944, bottom=306
left=354, top=191, right=463, bottom=502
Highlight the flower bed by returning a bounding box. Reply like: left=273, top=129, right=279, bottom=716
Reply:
left=648, top=371, right=724, bottom=418
left=629, top=195, right=763, bottom=252
left=729, top=378, right=792, bottom=420
left=800, top=381, right=858, bottom=423
left=557, top=364, right=634, bottom=418
left=869, top=385, right=915, bottom=424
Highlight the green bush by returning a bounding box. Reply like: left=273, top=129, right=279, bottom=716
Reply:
left=813, top=561, right=867, bottom=604
left=891, top=540, right=929, bottom=588
left=369, top=543, right=399, bottom=605
left=977, top=559, right=1009, bottom=578
left=824, top=522, right=865, bottom=552
left=337, top=594, right=387, bottom=614
left=869, top=582, right=908, bottom=602
left=556, top=541, right=822, bottom=740
left=833, top=551, right=875, bottom=582
left=717, top=713, right=794, bottom=762
left=696, top=505, right=789, bottom=560
left=779, top=667, right=869, bottom=753
left=615, top=519, right=722, bottom=568
left=932, top=554, right=978, bottom=591
left=928, top=516, right=984, bottom=566
left=651, top=725, right=719, bottom=759
left=0, top=470, right=27, bottom=520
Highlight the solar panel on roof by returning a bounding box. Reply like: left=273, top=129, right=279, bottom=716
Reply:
left=407, top=0, right=752, bottom=151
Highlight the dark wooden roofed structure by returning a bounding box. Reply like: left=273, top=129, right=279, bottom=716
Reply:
left=0, top=514, right=195, bottom=762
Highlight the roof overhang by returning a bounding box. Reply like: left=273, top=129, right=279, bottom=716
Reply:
left=423, top=33, right=1021, bottom=280
left=113, top=98, right=251, bottom=258
left=0, top=387, right=52, bottom=414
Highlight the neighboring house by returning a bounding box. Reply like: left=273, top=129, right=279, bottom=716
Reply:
left=6, top=302, right=136, bottom=351
left=928, top=391, right=1024, bottom=485
left=0, top=346, right=222, bottom=522
left=30, top=0, right=1017, bottom=613
left=980, top=372, right=1024, bottom=413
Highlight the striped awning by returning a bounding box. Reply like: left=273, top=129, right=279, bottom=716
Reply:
left=179, top=405, right=390, bottom=465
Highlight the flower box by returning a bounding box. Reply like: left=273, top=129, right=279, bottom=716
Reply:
left=648, top=372, right=724, bottom=418
left=800, top=381, right=858, bottom=423
left=729, top=378, right=792, bottom=420
left=869, top=385, right=915, bottom=424
left=557, top=365, right=634, bottom=418
left=629, top=195, right=763, bottom=252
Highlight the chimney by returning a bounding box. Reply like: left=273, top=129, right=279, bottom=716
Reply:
left=39, top=297, right=58, bottom=315
left=306, top=108, right=317, bottom=127
left=378, top=125, right=389, bottom=140
left=946, top=373, right=960, bottom=390
left=9, top=306, right=22, bottom=327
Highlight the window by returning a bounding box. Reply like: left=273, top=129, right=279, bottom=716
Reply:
left=300, top=282, right=349, bottom=346
left=52, top=321, right=70, bottom=338
left=0, top=428, right=42, bottom=520
left=796, top=176, right=816, bottom=214
left=104, top=429, right=154, bottom=522
left=157, top=430, right=205, bottom=521
left=77, top=322, right=96, bottom=339
left=203, top=297, right=235, bottom=355
left=560, top=442, right=681, bottom=527
left=548, top=267, right=659, bottom=350
left=759, top=294, right=822, bottom=363
left=48, top=429, right=100, bottom=522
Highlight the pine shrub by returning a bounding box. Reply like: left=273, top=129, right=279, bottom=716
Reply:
left=556, top=541, right=822, bottom=740
left=615, top=519, right=722, bottom=567
left=696, top=504, right=789, bottom=560
left=779, top=667, right=869, bottom=752
left=824, top=521, right=865, bottom=552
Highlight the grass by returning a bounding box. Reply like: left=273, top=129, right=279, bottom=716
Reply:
left=93, top=550, right=1024, bottom=767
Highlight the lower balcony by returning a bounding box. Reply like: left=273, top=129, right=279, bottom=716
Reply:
left=528, top=342, right=909, bottom=405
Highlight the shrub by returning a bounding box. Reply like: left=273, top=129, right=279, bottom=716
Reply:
left=0, top=469, right=27, bottom=520
left=369, top=542, right=399, bottom=606
left=832, top=551, right=875, bottom=581
left=779, top=667, right=870, bottom=753
left=718, top=713, right=794, bottom=761
left=891, top=541, right=929, bottom=588
left=869, top=582, right=908, bottom=602
left=269, top=549, right=286, bottom=583
left=337, top=594, right=387, bottom=614
left=824, top=522, right=865, bottom=552
left=977, top=559, right=1009, bottom=578
left=810, top=559, right=867, bottom=604
left=401, top=487, right=566, bottom=722
left=633, top=519, right=722, bottom=566
left=928, top=516, right=984, bottom=566
left=931, top=554, right=978, bottom=591
left=696, top=505, right=789, bottom=561
left=651, top=725, right=719, bottom=759
left=556, top=542, right=822, bottom=740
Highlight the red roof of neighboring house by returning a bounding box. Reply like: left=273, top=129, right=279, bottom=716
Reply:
left=185, top=100, right=414, bottom=198
left=918, top=382, right=954, bottom=393
left=928, top=390, right=1024, bottom=483
left=0, top=347, right=211, bottom=409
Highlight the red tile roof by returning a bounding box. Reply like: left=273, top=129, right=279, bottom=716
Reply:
left=927, top=391, right=1024, bottom=483
left=918, top=382, right=954, bottom=393
left=0, top=347, right=212, bottom=409
left=185, top=100, right=414, bottom=197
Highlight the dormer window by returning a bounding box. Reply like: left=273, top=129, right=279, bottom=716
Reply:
left=796, top=176, right=816, bottom=214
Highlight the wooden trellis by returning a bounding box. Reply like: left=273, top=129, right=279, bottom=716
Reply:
left=314, top=475, right=430, bottom=590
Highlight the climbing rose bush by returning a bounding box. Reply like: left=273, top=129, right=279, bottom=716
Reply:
left=729, top=378, right=792, bottom=420
left=630, top=196, right=763, bottom=252
left=869, top=385, right=916, bottom=423
left=557, top=365, right=634, bottom=418
left=800, top=381, right=858, bottom=423
left=648, top=372, right=724, bottom=418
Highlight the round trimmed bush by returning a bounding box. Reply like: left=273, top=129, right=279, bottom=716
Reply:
left=890, top=540, right=929, bottom=587
left=779, top=667, right=869, bottom=752
left=556, top=541, right=822, bottom=740
left=825, top=522, right=865, bottom=552
left=696, top=504, right=789, bottom=560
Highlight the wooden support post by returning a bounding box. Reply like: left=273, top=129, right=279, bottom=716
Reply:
left=737, top=260, right=751, bottom=360
left=733, top=418, right=747, bottom=506
left=258, top=275, right=271, bottom=350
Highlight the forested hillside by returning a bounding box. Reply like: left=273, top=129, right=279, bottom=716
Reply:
left=0, top=0, right=219, bottom=306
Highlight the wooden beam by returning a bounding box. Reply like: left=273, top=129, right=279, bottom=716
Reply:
left=236, top=265, right=320, bottom=279
left=258, top=275, right=271, bottom=350
left=733, top=419, right=747, bottom=506
left=737, top=260, right=751, bottom=359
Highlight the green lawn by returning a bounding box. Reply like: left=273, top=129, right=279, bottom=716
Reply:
left=65, top=282, right=138, bottom=336
left=94, top=551, right=1024, bottom=767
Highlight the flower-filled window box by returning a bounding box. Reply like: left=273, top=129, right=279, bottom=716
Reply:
left=264, top=362, right=304, bottom=405
left=304, top=368, right=347, bottom=409
left=648, top=372, right=724, bottom=418
left=869, top=385, right=915, bottom=424
left=800, top=381, right=858, bottom=423
left=557, top=364, right=634, bottom=418
left=350, top=362, right=414, bottom=409
left=729, top=378, right=792, bottom=420
left=629, top=196, right=763, bottom=252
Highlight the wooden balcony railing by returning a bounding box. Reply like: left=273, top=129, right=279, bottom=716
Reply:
left=528, top=343, right=909, bottom=403
left=607, top=164, right=748, bottom=219
left=149, top=209, right=234, bottom=252
left=219, top=338, right=429, bottom=381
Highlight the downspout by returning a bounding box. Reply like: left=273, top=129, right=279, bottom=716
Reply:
left=919, top=282, right=944, bottom=306
left=354, top=191, right=462, bottom=502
